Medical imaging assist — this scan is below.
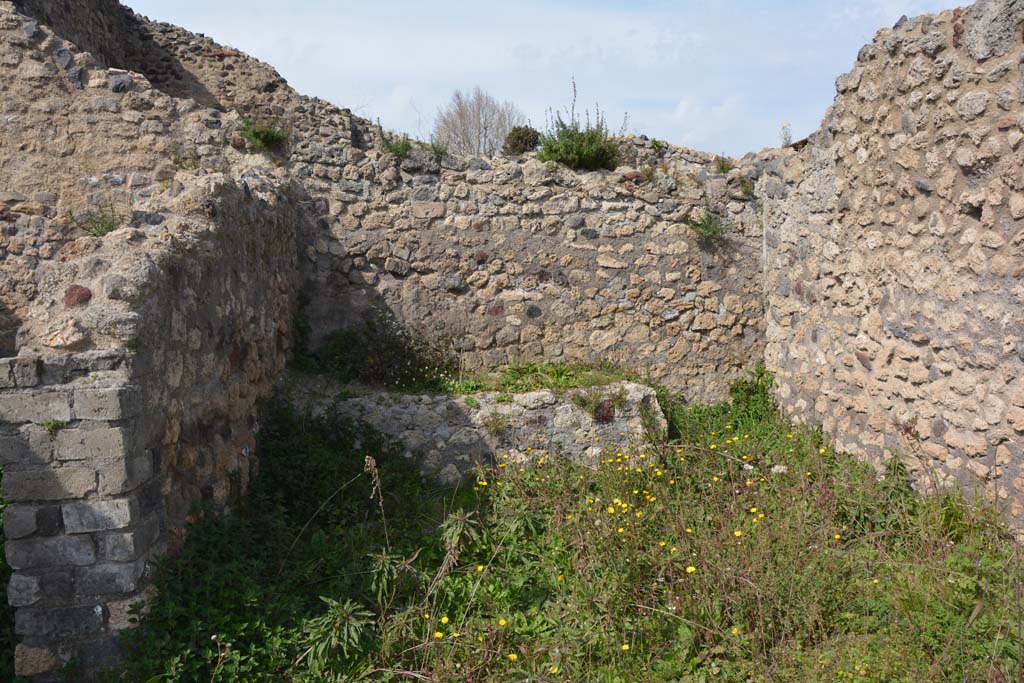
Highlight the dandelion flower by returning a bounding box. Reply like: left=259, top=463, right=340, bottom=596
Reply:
left=441, top=616, right=449, bottom=625
left=731, top=626, right=740, bottom=636
left=423, top=613, right=430, bottom=619
left=686, top=527, right=693, bottom=533
left=477, top=564, right=485, bottom=572
left=621, top=644, right=630, bottom=651
left=734, top=530, right=743, bottom=538
left=659, top=541, right=667, bottom=547
left=499, top=619, right=507, bottom=626
left=508, top=653, right=518, bottom=661
left=433, top=631, right=443, bottom=639
left=617, top=527, right=625, bottom=533
left=834, top=533, right=842, bottom=540
left=549, top=665, right=559, bottom=674
left=686, top=566, right=697, bottom=573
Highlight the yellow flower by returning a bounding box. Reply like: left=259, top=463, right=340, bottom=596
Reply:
left=477, top=564, right=485, bottom=572
left=617, top=527, right=625, bottom=533
left=686, top=527, right=693, bottom=534
left=621, top=644, right=630, bottom=651
left=508, top=653, right=518, bottom=661
left=451, top=631, right=461, bottom=638
left=549, top=665, right=559, bottom=674
left=709, top=444, right=717, bottom=450
left=712, top=476, right=719, bottom=482
left=478, top=480, right=488, bottom=486
left=834, top=533, right=842, bottom=540
left=819, top=447, right=826, bottom=454
left=658, top=541, right=666, bottom=547
left=670, top=546, right=678, bottom=553
left=423, top=613, right=430, bottom=619
left=607, top=506, right=616, bottom=514
left=440, top=616, right=449, bottom=625
left=872, top=578, right=880, bottom=584
left=686, top=566, right=697, bottom=573
left=731, top=626, right=740, bottom=635
left=433, top=631, right=443, bottom=639
left=499, top=618, right=507, bottom=626
left=557, top=574, right=564, bottom=582
left=734, top=530, right=743, bottom=538
left=749, top=507, right=757, bottom=513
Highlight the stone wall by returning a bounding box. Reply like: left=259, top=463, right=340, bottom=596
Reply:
left=763, top=0, right=1024, bottom=529
left=284, top=377, right=666, bottom=485
left=3, top=0, right=1024, bottom=679
left=1, top=2, right=304, bottom=677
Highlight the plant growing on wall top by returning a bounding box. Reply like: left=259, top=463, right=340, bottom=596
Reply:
left=538, top=79, right=624, bottom=172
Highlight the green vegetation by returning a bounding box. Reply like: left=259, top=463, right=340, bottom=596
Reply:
left=447, top=361, right=633, bottom=396
left=739, top=178, right=756, bottom=200
left=650, top=138, right=667, bottom=152
left=40, top=418, right=68, bottom=440
left=502, top=125, right=541, bottom=156
left=238, top=119, right=289, bottom=152
left=686, top=208, right=729, bottom=243
left=538, top=80, right=622, bottom=171
left=112, top=367, right=1023, bottom=682
left=426, top=140, right=448, bottom=158
left=68, top=206, right=120, bottom=237
left=481, top=412, right=508, bottom=437
left=714, top=156, right=734, bottom=174
left=375, top=122, right=413, bottom=158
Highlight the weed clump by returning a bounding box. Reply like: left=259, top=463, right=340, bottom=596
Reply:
left=686, top=207, right=729, bottom=243
left=538, top=80, right=623, bottom=171
left=501, top=125, right=541, bottom=155
left=238, top=119, right=288, bottom=152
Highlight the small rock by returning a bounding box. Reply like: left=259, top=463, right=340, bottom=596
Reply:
left=63, top=285, right=92, bottom=308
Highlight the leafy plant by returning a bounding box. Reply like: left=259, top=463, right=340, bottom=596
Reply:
left=481, top=412, right=508, bottom=437
left=739, top=178, right=755, bottom=199
left=714, top=155, right=734, bottom=173
left=40, top=419, right=68, bottom=440
left=686, top=207, right=729, bottom=243
left=502, top=125, right=541, bottom=155
left=426, top=140, right=448, bottom=158
left=376, top=121, right=413, bottom=158
left=538, top=79, right=623, bottom=171
left=650, top=138, right=666, bottom=152
left=69, top=204, right=120, bottom=237
left=238, top=119, right=288, bottom=152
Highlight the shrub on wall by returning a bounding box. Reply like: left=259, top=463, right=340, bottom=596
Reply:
left=502, top=125, right=541, bottom=156
left=538, top=81, right=621, bottom=172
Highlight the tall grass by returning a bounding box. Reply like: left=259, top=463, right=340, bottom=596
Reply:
left=109, top=368, right=1024, bottom=682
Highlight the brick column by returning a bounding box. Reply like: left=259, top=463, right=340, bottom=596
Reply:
left=1, top=352, right=161, bottom=679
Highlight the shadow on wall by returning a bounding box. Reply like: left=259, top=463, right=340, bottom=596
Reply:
left=12, top=0, right=221, bottom=107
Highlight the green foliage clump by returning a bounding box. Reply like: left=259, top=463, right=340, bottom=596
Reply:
left=714, top=155, right=734, bottom=173
left=40, top=419, right=68, bottom=440
left=538, top=81, right=622, bottom=171
left=375, top=122, right=413, bottom=158
left=650, top=138, right=667, bottom=152
left=686, top=207, right=729, bottom=243
left=501, top=125, right=541, bottom=155
left=448, top=361, right=632, bottom=395
left=113, top=368, right=1024, bottom=683
left=238, top=119, right=288, bottom=152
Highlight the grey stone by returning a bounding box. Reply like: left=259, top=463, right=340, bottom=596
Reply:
left=55, top=426, right=129, bottom=463
left=109, top=73, right=134, bottom=93
left=2, top=505, right=38, bottom=539
left=6, top=535, right=96, bottom=569
left=15, top=605, right=106, bottom=638
left=0, top=390, right=72, bottom=423
left=1, top=467, right=96, bottom=501
left=72, top=386, right=141, bottom=421
left=62, top=498, right=136, bottom=533
left=8, top=572, right=41, bottom=607
left=76, top=558, right=146, bottom=596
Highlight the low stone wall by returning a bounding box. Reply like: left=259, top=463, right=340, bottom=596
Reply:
left=284, top=378, right=667, bottom=485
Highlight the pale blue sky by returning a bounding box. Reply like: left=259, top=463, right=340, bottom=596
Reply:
left=128, top=0, right=951, bottom=156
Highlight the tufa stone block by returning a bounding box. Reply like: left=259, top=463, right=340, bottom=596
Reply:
left=0, top=390, right=72, bottom=423
left=72, top=386, right=141, bottom=421
left=55, top=426, right=129, bottom=463
left=6, top=534, right=96, bottom=569
left=62, top=497, right=136, bottom=534
left=1, top=466, right=96, bottom=501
